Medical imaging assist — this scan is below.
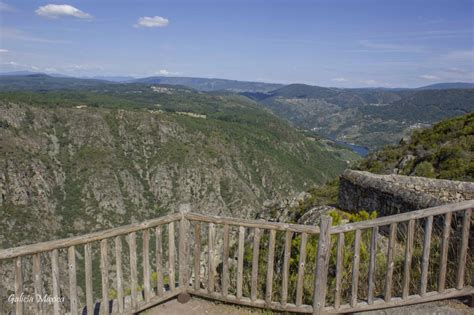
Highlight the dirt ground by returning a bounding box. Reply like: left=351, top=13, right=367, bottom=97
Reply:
left=140, top=297, right=264, bottom=315
left=141, top=297, right=473, bottom=315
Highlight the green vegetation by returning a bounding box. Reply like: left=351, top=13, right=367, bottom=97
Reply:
left=357, top=112, right=474, bottom=181
left=0, top=87, right=359, bottom=248
left=251, top=83, right=474, bottom=150
left=228, top=208, right=471, bottom=307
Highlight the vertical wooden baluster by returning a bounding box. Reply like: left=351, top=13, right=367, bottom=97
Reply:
left=420, top=216, right=433, bottom=296
left=384, top=223, right=397, bottom=302
left=115, top=237, right=124, bottom=313
left=438, top=212, right=452, bottom=292
left=281, top=230, right=293, bottom=307
left=350, top=229, right=361, bottom=307
left=295, top=232, right=308, bottom=306
left=456, top=208, right=472, bottom=289
left=155, top=226, right=164, bottom=297
left=179, top=213, right=190, bottom=289
left=129, top=232, right=138, bottom=308
left=402, top=219, right=415, bottom=299
left=68, top=246, right=78, bottom=315
left=265, top=229, right=276, bottom=304
left=367, top=226, right=378, bottom=305
left=168, top=221, right=176, bottom=291
left=100, top=239, right=109, bottom=315
left=207, top=223, right=215, bottom=293
left=334, top=232, right=344, bottom=310
left=251, top=227, right=261, bottom=302
left=84, top=244, right=93, bottom=314
left=15, top=256, right=23, bottom=315
left=222, top=224, right=230, bottom=297
left=51, top=249, right=60, bottom=315
left=193, top=223, right=201, bottom=291
left=33, top=253, right=43, bottom=315
left=313, top=216, right=332, bottom=315
left=236, top=226, right=245, bottom=299
left=143, top=229, right=151, bottom=302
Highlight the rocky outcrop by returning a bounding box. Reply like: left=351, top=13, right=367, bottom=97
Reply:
left=339, top=170, right=474, bottom=215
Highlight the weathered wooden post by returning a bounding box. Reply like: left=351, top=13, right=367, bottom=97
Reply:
left=313, top=215, right=332, bottom=315
left=178, top=203, right=192, bottom=303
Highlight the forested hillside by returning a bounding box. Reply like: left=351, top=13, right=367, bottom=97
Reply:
left=249, top=84, right=474, bottom=149
left=0, top=87, right=358, bottom=248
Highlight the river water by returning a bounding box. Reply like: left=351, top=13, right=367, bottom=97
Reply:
left=331, top=139, right=370, bottom=157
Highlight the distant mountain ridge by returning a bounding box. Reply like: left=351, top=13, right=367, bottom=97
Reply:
left=1, top=74, right=472, bottom=150
left=131, top=75, right=283, bottom=92
left=1, top=72, right=472, bottom=91
left=417, top=82, right=474, bottom=90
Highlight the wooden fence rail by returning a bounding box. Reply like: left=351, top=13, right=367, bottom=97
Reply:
left=0, top=200, right=472, bottom=314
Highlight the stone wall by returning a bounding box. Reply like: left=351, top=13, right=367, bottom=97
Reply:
left=339, top=170, right=474, bottom=215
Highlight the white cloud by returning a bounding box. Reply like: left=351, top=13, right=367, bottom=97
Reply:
left=135, top=16, right=169, bottom=28
left=331, top=77, right=348, bottom=82
left=44, top=67, right=58, bottom=72
left=155, top=69, right=180, bottom=76
left=419, top=74, right=439, bottom=80
left=157, top=69, right=170, bottom=75
left=35, top=4, right=92, bottom=19
left=0, top=49, right=8, bottom=53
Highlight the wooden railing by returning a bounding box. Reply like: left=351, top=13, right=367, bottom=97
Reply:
left=0, top=200, right=472, bottom=314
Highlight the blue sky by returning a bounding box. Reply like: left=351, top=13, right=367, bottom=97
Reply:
left=0, top=0, right=473, bottom=87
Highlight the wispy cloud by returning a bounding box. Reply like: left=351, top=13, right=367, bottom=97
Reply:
left=36, top=4, right=92, bottom=19
left=441, top=50, right=474, bottom=61
left=444, top=67, right=470, bottom=75
left=64, top=64, right=104, bottom=72
left=331, top=77, right=348, bottom=82
left=419, top=74, right=439, bottom=80
left=359, top=79, right=393, bottom=87
left=0, top=49, right=9, bottom=53
left=358, top=40, right=424, bottom=53
left=135, top=16, right=169, bottom=28
left=367, top=29, right=473, bottom=41
left=1, top=60, right=40, bottom=71
left=0, top=1, right=14, bottom=12
left=362, top=79, right=378, bottom=85
left=1, top=27, right=72, bottom=44
left=0, top=61, right=105, bottom=74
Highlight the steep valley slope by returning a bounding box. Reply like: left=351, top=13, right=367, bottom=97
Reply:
left=246, top=84, right=474, bottom=150
left=0, top=88, right=358, bottom=248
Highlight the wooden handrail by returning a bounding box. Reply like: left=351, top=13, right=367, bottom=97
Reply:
left=1, top=200, right=472, bottom=315
left=330, top=199, right=474, bottom=233
left=185, top=212, right=321, bottom=233
left=0, top=213, right=181, bottom=259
